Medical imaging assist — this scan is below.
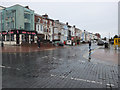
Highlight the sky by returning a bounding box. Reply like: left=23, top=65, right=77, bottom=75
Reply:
left=0, top=0, right=118, bottom=38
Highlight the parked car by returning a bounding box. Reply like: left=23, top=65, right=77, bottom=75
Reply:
left=53, top=41, right=64, bottom=46
left=59, top=42, right=64, bottom=46
left=97, top=40, right=104, bottom=46
left=94, top=40, right=97, bottom=43
left=53, top=41, right=60, bottom=46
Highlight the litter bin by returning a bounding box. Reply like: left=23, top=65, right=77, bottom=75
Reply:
left=104, top=42, right=108, bottom=48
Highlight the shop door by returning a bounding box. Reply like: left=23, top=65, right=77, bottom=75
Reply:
left=31, top=35, right=34, bottom=44
left=25, top=35, right=29, bottom=43
left=16, top=34, right=19, bottom=44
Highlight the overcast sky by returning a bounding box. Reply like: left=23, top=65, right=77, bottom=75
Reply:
left=0, top=1, right=118, bottom=38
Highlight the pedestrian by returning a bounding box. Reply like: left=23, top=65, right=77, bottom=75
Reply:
left=89, top=40, right=91, bottom=50
left=88, top=40, right=92, bottom=61
left=37, top=38, right=40, bottom=48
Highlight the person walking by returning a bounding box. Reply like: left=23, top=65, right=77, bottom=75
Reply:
left=88, top=40, right=92, bottom=60
left=37, top=37, right=40, bottom=48
left=89, top=40, right=91, bottom=50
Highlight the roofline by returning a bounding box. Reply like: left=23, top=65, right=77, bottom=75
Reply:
left=35, top=13, right=54, bottom=21
left=35, top=13, right=42, bottom=17
left=3, top=4, right=34, bottom=11
left=0, top=6, right=6, bottom=8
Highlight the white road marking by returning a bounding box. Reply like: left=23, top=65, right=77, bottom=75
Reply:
left=42, top=56, right=48, bottom=58
left=59, top=59, right=63, bottom=60
left=79, top=60, right=86, bottom=63
left=0, top=65, right=20, bottom=70
left=53, top=57, right=57, bottom=60
left=0, top=65, right=5, bottom=68
left=50, top=74, right=114, bottom=86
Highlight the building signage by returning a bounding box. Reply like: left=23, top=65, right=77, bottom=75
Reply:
left=2, top=32, right=7, bottom=35
left=22, top=31, right=26, bottom=34
left=22, top=31, right=36, bottom=35
left=8, top=31, right=14, bottom=34
left=32, top=32, right=36, bottom=35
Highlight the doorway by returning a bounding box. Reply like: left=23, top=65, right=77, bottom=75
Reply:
left=16, top=34, right=19, bottom=44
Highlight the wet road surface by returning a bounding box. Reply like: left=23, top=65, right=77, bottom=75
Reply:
left=2, top=44, right=118, bottom=88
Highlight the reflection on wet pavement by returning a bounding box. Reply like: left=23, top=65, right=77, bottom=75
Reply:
left=2, top=44, right=118, bottom=88
left=92, top=45, right=118, bottom=65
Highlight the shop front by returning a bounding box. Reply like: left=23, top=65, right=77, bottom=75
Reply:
left=0, top=30, right=37, bottom=45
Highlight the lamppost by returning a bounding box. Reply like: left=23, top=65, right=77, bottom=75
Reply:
left=1, top=11, right=4, bottom=47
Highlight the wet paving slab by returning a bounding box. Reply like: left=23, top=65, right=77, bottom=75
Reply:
left=91, top=45, right=118, bottom=65
left=1, top=44, right=119, bottom=88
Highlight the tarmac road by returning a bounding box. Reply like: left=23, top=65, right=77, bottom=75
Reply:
left=1, top=43, right=119, bottom=88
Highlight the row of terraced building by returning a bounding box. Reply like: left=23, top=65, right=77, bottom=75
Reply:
left=0, top=4, right=101, bottom=45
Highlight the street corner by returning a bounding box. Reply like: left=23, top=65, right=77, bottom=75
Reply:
left=91, top=45, right=118, bottom=65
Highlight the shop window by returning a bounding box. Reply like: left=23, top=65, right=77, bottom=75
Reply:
left=0, top=35, right=5, bottom=41
left=11, top=34, right=14, bottom=41
left=3, top=35, right=5, bottom=41
left=22, top=35, right=25, bottom=42
left=6, top=34, right=14, bottom=41
left=6, top=34, right=10, bottom=41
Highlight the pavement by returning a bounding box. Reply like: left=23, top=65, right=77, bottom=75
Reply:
left=92, top=45, right=118, bottom=65
left=1, top=43, right=119, bottom=88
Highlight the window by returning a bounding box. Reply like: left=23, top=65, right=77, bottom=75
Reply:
left=6, top=34, right=10, bottom=41
left=22, top=35, right=25, bottom=41
left=3, top=35, right=5, bottom=41
left=11, top=34, right=14, bottom=41
left=24, top=23, right=30, bottom=30
left=49, top=28, right=51, bottom=33
left=24, top=12, right=30, bottom=19
left=38, top=25, right=39, bottom=31
left=0, top=35, right=5, bottom=41
left=37, top=18, right=41, bottom=23
left=50, top=21, right=52, bottom=25
left=41, top=25, right=42, bottom=31
left=6, top=34, right=14, bottom=41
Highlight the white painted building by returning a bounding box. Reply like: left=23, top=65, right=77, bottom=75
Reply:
left=61, top=24, right=68, bottom=42
left=71, top=26, right=75, bottom=37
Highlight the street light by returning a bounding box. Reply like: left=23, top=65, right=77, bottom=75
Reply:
left=1, top=11, right=4, bottom=47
